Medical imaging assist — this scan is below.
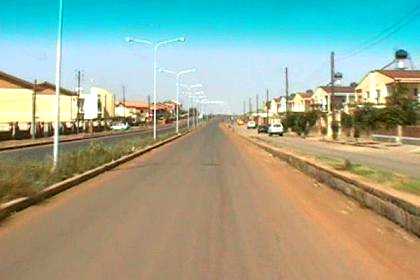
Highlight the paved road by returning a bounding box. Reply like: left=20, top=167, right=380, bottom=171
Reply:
left=1, top=121, right=419, bottom=279
left=241, top=128, right=420, bottom=179
left=0, top=123, right=184, bottom=162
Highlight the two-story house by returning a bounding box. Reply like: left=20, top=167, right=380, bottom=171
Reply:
left=355, top=70, right=420, bottom=106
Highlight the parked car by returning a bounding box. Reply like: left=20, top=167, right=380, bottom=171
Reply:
left=257, top=124, right=269, bottom=134
left=268, top=123, right=284, bottom=136
left=111, top=122, right=130, bottom=131
left=246, top=121, right=257, bottom=129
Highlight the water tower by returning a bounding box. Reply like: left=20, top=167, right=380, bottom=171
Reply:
left=381, top=49, right=415, bottom=70
left=334, top=72, right=343, bottom=86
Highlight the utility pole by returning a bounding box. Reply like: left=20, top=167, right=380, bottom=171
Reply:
left=243, top=100, right=246, bottom=117
left=330, top=51, right=335, bottom=113
left=285, top=67, right=289, bottom=112
left=266, top=89, right=269, bottom=124
left=147, top=94, right=151, bottom=125
left=256, top=94, right=259, bottom=114
left=122, top=86, right=126, bottom=122
left=330, top=51, right=337, bottom=139
left=248, top=97, right=252, bottom=116
left=76, top=70, right=81, bottom=133
left=31, top=80, right=37, bottom=139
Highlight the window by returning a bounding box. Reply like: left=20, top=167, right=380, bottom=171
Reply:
left=366, top=91, right=370, bottom=100
left=376, top=90, right=380, bottom=104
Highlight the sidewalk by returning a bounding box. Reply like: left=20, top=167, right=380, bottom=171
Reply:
left=237, top=126, right=420, bottom=179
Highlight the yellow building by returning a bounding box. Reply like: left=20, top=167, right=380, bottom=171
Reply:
left=313, top=86, right=355, bottom=112
left=81, top=87, right=115, bottom=120
left=115, top=101, right=149, bottom=123
left=355, top=70, right=420, bottom=106
left=288, top=92, right=314, bottom=112
left=92, top=87, right=115, bottom=118
left=0, top=71, right=78, bottom=124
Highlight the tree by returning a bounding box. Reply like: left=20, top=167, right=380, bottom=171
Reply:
left=384, top=83, right=418, bottom=127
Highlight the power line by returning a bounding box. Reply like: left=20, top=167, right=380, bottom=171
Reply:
left=338, top=4, right=420, bottom=61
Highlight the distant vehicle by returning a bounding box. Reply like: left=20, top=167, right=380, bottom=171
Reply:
left=237, top=119, right=244, bottom=125
left=257, top=124, right=269, bottom=134
left=246, top=120, right=257, bottom=129
left=111, top=122, right=130, bottom=131
left=268, top=123, right=284, bottom=136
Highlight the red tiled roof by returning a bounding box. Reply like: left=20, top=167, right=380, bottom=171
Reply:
left=0, top=70, right=33, bottom=89
left=36, top=81, right=77, bottom=96
left=0, top=70, right=76, bottom=95
left=320, top=86, right=355, bottom=94
left=378, top=70, right=420, bottom=80
left=150, top=104, right=167, bottom=110
left=118, top=101, right=149, bottom=109
left=300, top=92, right=314, bottom=99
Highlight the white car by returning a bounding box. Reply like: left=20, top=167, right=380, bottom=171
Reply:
left=111, top=122, right=130, bottom=131
left=246, top=121, right=257, bottom=129
left=268, top=123, right=284, bottom=136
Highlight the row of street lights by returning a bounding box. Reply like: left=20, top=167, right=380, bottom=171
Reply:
left=51, top=0, right=211, bottom=168
left=125, top=37, right=211, bottom=136
left=125, top=36, right=186, bottom=139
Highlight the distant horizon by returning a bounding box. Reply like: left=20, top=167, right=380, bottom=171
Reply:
left=1, top=0, right=419, bottom=113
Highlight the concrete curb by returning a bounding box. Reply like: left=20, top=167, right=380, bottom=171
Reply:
left=235, top=131, right=420, bottom=237
left=0, top=131, right=189, bottom=222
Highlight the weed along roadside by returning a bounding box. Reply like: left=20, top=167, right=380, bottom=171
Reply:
left=225, top=125, right=420, bottom=237
left=0, top=128, right=191, bottom=221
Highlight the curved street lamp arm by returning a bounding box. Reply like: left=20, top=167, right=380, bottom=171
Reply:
left=125, top=37, right=153, bottom=46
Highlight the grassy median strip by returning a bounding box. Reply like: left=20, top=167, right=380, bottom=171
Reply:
left=0, top=129, right=183, bottom=204
left=316, top=156, right=420, bottom=196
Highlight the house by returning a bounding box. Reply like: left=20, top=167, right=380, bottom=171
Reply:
left=288, top=92, right=313, bottom=112
left=0, top=70, right=78, bottom=124
left=267, top=97, right=287, bottom=115
left=115, top=101, right=149, bottom=123
left=312, top=86, right=355, bottom=112
left=159, top=101, right=181, bottom=115
left=82, top=87, right=115, bottom=120
left=355, top=70, right=420, bottom=106
left=151, top=104, right=170, bottom=119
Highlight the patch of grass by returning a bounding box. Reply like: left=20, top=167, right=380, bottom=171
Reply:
left=347, top=164, right=396, bottom=184
left=316, top=156, right=345, bottom=170
left=315, top=155, right=420, bottom=196
left=396, top=180, right=420, bottom=195
left=0, top=130, right=180, bottom=204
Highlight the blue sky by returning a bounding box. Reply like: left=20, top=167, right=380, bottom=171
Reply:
left=1, top=0, right=419, bottom=113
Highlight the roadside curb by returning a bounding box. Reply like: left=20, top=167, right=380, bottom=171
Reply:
left=0, top=131, right=189, bottom=222
left=232, top=129, right=420, bottom=237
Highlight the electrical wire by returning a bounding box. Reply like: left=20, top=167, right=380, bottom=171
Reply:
left=338, top=4, right=420, bottom=61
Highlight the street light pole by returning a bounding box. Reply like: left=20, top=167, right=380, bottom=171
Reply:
left=126, top=36, right=186, bottom=140
left=180, top=83, right=203, bottom=130
left=53, top=0, right=64, bottom=168
left=159, top=68, right=196, bottom=134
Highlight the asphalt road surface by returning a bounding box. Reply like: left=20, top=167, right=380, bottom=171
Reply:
left=0, top=123, right=183, bottom=162
left=1, top=120, right=419, bottom=279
